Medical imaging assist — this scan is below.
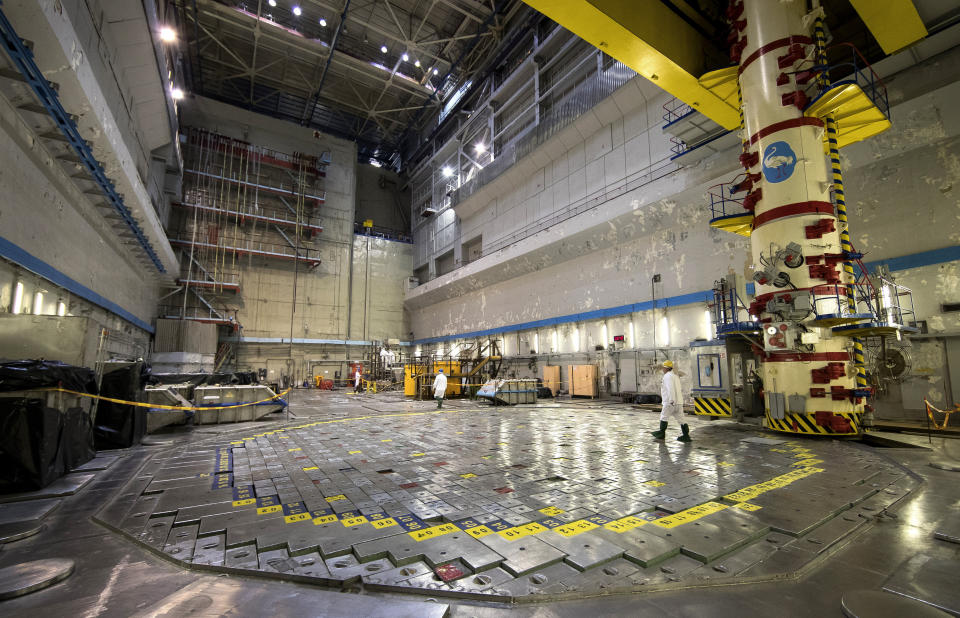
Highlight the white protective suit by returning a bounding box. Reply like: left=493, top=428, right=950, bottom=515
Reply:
left=432, top=372, right=448, bottom=399
left=660, top=369, right=684, bottom=423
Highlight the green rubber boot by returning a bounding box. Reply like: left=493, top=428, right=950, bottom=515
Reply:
left=677, top=424, right=692, bottom=443
left=437, top=397, right=443, bottom=409
left=650, top=421, right=668, bottom=440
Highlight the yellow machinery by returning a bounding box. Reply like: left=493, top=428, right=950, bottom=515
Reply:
left=403, top=363, right=425, bottom=396
left=404, top=361, right=462, bottom=397
left=432, top=360, right=462, bottom=396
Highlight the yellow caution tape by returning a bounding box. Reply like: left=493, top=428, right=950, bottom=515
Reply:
left=36, top=387, right=292, bottom=411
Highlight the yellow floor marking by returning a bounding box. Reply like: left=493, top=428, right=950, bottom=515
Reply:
left=652, top=502, right=727, bottom=529
left=370, top=518, right=398, bottom=529
left=464, top=525, right=493, bottom=539
left=604, top=515, right=647, bottom=533
left=538, top=506, right=564, bottom=516
left=408, top=523, right=458, bottom=542
left=553, top=519, right=599, bottom=537
left=313, top=514, right=337, bottom=525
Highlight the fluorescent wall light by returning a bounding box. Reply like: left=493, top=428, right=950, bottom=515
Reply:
left=12, top=281, right=23, bottom=314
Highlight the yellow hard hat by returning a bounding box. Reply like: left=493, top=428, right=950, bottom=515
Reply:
left=662, top=360, right=674, bottom=368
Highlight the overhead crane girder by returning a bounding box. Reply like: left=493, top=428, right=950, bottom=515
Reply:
left=522, top=0, right=740, bottom=130
left=849, top=0, right=927, bottom=55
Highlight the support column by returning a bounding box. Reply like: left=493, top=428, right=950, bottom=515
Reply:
left=737, top=0, right=861, bottom=435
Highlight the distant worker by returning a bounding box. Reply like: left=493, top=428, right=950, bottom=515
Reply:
left=433, top=369, right=447, bottom=408
left=354, top=367, right=362, bottom=393
left=651, top=360, right=691, bottom=442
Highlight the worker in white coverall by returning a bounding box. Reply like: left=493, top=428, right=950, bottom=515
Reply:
left=651, top=360, right=691, bottom=442
left=432, top=369, right=447, bottom=408
left=354, top=368, right=362, bottom=393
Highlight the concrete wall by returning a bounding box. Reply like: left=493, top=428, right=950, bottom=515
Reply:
left=179, top=98, right=412, bottom=379
left=0, top=91, right=159, bottom=332
left=178, top=97, right=355, bottom=344
left=355, top=165, right=410, bottom=233
left=405, top=41, right=960, bottom=406
left=349, top=236, right=414, bottom=342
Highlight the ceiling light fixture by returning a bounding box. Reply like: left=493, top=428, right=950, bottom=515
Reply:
left=380, top=44, right=388, bottom=53
left=433, top=68, right=439, bottom=75
left=402, top=52, right=409, bottom=62
left=159, top=27, right=176, bottom=43
left=441, top=166, right=453, bottom=178
left=414, top=59, right=421, bottom=68
left=319, top=17, right=326, bottom=26
left=474, top=143, right=485, bottom=154
left=292, top=5, right=302, bottom=16
left=171, top=87, right=184, bottom=100
left=268, top=0, right=276, bottom=6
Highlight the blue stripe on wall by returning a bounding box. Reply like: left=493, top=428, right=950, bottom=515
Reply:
left=414, top=245, right=960, bottom=345
left=0, top=235, right=154, bottom=333
left=414, top=289, right=713, bottom=344
left=863, top=245, right=960, bottom=274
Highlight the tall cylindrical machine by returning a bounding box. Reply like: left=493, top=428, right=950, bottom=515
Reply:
left=734, top=0, right=863, bottom=435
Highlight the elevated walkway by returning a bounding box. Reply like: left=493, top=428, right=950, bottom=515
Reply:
left=803, top=44, right=892, bottom=148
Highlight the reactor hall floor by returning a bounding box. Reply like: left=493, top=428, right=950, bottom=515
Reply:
left=1, top=391, right=959, bottom=617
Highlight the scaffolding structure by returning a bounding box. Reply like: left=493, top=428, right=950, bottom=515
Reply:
left=160, top=127, right=329, bottom=325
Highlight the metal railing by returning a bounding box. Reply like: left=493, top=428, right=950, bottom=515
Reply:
left=479, top=156, right=676, bottom=258
left=669, top=136, right=688, bottom=156
left=707, top=180, right=747, bottom=220
left=875, top=276, right=917, bottom=327
left=353, top=222, right=413, bottom=243
left=662, top=97, right=694, bottom=125
left=804, top=43, right=890, bottom=119
left=175, top=200, right=323, bottom=233
left=168, top=234, right=322, bottom=264
left=450, top=60, right=636, bottom=209
left=156, top=304, right=234, bottom=324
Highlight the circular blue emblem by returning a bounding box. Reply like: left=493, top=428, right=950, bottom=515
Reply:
left=762, top=141, right=797, bottom=183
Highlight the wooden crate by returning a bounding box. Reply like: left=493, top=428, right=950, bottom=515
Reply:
left=543, top=365, right=560, bottom=396
left=571, top=364, right=598, bottom=398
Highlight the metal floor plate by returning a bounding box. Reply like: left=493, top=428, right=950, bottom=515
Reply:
left=883, top=554, right=960, bottom=615
left=130, top=576, right=450, bottom=617
left=0, top=475, right=94, bottom=504
left=91, top=395, right=915, bottom=599
left=0, top=559, right=74, bottom=600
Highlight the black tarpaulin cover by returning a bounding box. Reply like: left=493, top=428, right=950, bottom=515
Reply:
left=146, top=371, right=258, bottom=386
left=0, top=360, right=96, bottom=491
left=0, top=359, right=97, bottom=393
left=0, top=398, right=95, bottom=491
left=95, top=362, right=147, bottom=449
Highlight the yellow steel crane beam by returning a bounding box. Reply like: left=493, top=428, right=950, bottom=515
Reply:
left=522, top=0, right=740, bottom=130
left=849, top=0, right=927, bottom=55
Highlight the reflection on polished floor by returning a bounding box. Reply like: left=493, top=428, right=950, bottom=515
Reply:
left=1, top=391, right=959, bottom=616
